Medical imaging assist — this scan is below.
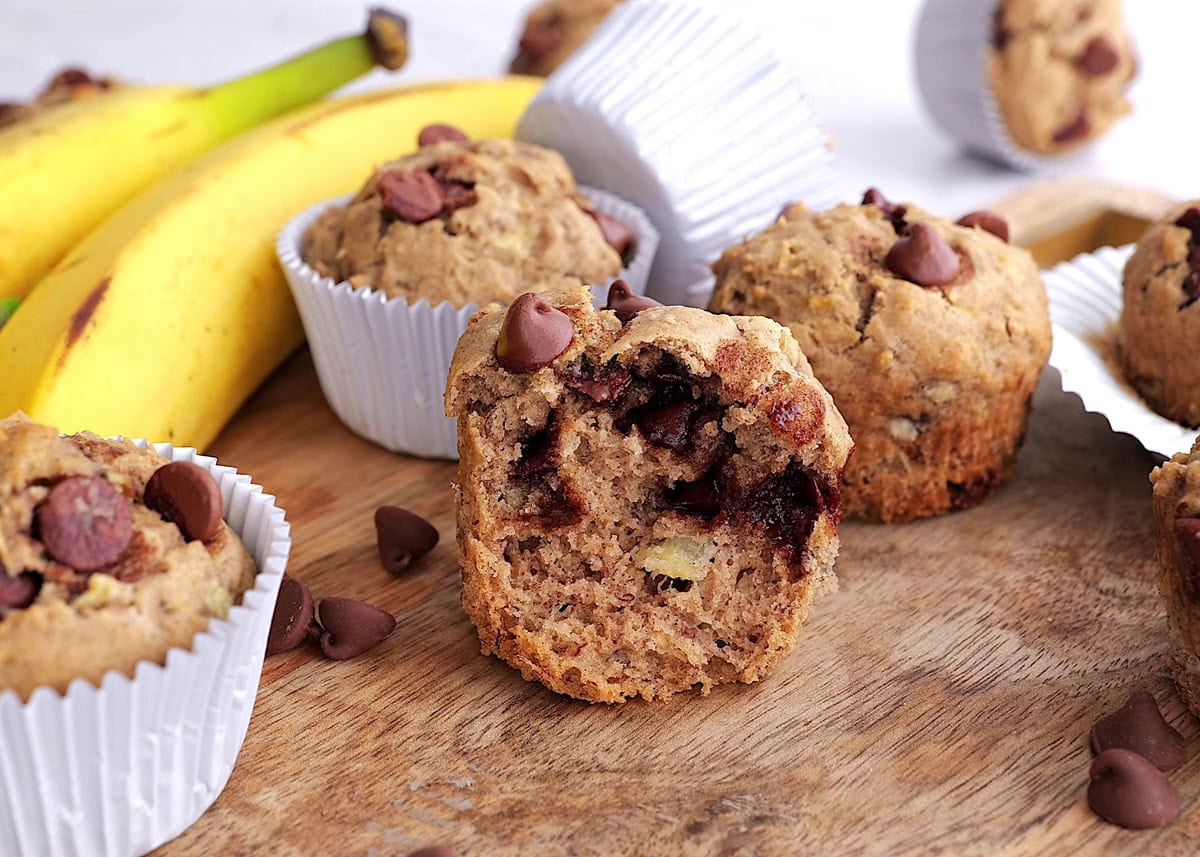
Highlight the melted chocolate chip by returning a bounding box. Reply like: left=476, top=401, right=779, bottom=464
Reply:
left=435, top=179, right=478, bottom=213
left=0, top=571, right=42, bottom=610
left=588, top=210, right=637, bottom=263
left=496, top=293, right=574, bottom=372
left=956, top=210, right=1010, bottom=243
left=1077, top=37, right=1120, bottom=76
left=735, top=466, right=827, bottom=562
left=562, top=361, right=632, bottom=402
left=885, top=223, right=960, bottom=287
left=37, top=476, right=132, bottom=571
left=317, top=598, right=397, bottom=660
left=1053, top=109, right=1091, bottom=144
left=417, top=123, right=469, bottom=147
left=947, top=471, right=996, bottom=509
left=862, top=187, right=908, bottom=232
left=667, top=470, right=723, bottom=518
left=650, top=574, right=693, bottom=594
left=634, top=400, right=700, bottom=451
left=511, top=421, right=582, bottom=526
left=1088, top=749, right=1179, bottom=830
left=375, top=506, right=439, bottom=573
left=144, top=461, right=223, bottom=542
left=514, top=19, right=561, bottom=69
left=1091, top=691, right=1186, bottom=771
left=605, top=279, right=661, bottom=324
left=379, top=169, right=445, bottom=223
left=267, top=575, right=316, bottom=655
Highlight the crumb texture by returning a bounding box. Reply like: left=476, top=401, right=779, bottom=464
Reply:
left=446, top=287, right=852, bottom=702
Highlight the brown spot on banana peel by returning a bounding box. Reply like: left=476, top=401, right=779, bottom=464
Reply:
left=367, top=8, right=409, bottom=71
left=64, top=277, right=109, bottom=354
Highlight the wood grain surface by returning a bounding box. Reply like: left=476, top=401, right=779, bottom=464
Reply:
left=157, top=184, right=1198, bottom=856
left=149, top=347, right=1196, bottom=857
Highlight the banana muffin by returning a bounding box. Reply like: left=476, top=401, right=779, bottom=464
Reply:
left=989, top=0, right=1136, bottom=155
left=708, top=190, right=1051, bottom=523
left=446, top=284, right=852, bottom=703
left=1119, top=202, right=1200, bottom=427
left=0, top=413, right=256, bottom=700
left=300, top=135, right=626, bottom=307
left=509, top=0, right=622, bottom=77
left=1151, top=437, right=1200, bottom=716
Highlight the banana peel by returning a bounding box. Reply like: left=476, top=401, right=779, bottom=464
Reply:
left=0, top=77, right=542, bottom=449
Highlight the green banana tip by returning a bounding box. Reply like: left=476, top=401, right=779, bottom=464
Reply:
left=367, top=8, right=410, bottom=71
left=0, top=298, right=19, bottom=329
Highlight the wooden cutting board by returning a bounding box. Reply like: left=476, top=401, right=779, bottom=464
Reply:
left=159, top=181, right=1200, bottom=857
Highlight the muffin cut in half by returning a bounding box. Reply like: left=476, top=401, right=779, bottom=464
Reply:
left=445, top=285, right=852, bottom=703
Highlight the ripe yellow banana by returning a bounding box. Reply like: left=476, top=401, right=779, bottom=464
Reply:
left=0, top=8, right=409, bottom=303
left=0, top=77, right=542, bottom=449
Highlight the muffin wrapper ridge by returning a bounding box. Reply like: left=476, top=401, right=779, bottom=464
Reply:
left=278, top=186, right=658, bottom=460
left=0, top=444, right=291, bottom=857
left=1044, top=244, right=1193, bottom=459
left=516, top=0, right=837, bottom=309
left=915, top=0, right=1081, bottom=172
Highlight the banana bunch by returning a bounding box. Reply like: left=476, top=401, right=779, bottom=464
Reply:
left=0, top=77, right=542, bottom=449
left=0, top=8, right=409, bottom=303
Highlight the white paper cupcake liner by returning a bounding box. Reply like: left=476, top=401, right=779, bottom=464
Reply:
left=516, top=0, right=837, bottom=309
left=0, top=443, right=290, bottom=857
left=277, top=186, right=657, bottom=460
left=1044, top=244, right=1195, bottom=458
left=915, top=0, right=1083, bottom=172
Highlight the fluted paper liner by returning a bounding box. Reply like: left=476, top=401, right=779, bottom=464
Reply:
left=277, top=186, right=658, bottom=460
left=915, top=0, right=1086, bottom=172
left=516, top=0, right=837, bottom=308
left=1044, top=244, right=1194, bottom=458
left=0, top=444, right=290, bottom=857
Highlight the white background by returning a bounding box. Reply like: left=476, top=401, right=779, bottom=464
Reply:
left=0, top=0, right=1194, bottom=216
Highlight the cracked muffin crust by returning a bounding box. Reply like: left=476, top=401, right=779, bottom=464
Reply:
left=509, top=0, right=623, bottom=77
left=446, top=285, right=851, bottom=703
left=1119, top=202, right=1200, bottom=427
left=1151, top=438, right=1200, bottom=716
left=300, top=138, right=622, bottom=307
left=0, top=414, right=256, bottom=701
left=708, top=193, right=1051, bottom=523
left=988, top=0, right=1136, bottom=155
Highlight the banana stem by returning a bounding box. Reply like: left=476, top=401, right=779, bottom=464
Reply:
left=203, top=11, right=406, bottom=134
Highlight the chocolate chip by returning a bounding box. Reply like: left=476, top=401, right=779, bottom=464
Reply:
left=956, top=210, right=1010, bottom=243
left=379, top=169, right=445, bottom=224
left=862, top=187, right=907, bottom=231
left=736, top=466, right=826, bottom=561
left=436, top=179, right=478, bottom=213
left=885, top=222, right=960, bottom=287
left=1088, top=749, right=1180, bottom=829
left=0, top=571, right=41, bottom=610
left=517, top=20, right=561, bottom=64
left=605, top=279, right=661, bottom=324
left=1176, top=208, right=1200, bottom=235
left=406, top=848, right=458, bottom=857
left=1053, top=109, right=1091, bottom=144
left=37, top=476, right=132, bottom=571
left=588, top=210, right=636, bottom=263
left=1174, top=518, right=1200, bottom=597
left=267, top=575, right=316, bottom=655
left=317, top=598, right=397, bottom=660
left=50, top=67, right=96, bottom=88
left=1077, top=37, right=1120, bottom=76
left=144, top=461, right=223, bottom=542
left=562, top=362, right=632, bottom=402
left=635, top=400, right=699, bottom=451
left=496, top=293, right=574, bottom=372
left=1091, top=691, right=1186, bottom=771
left=417, top=124, right=469, bottom=147
left=375, top=506, right=438, bottom=573
left=668, top=472, right=722, bottom=518
left=947, top=472, right=996, bottom=509
left=1173, top=211, right=1200, bottom=308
